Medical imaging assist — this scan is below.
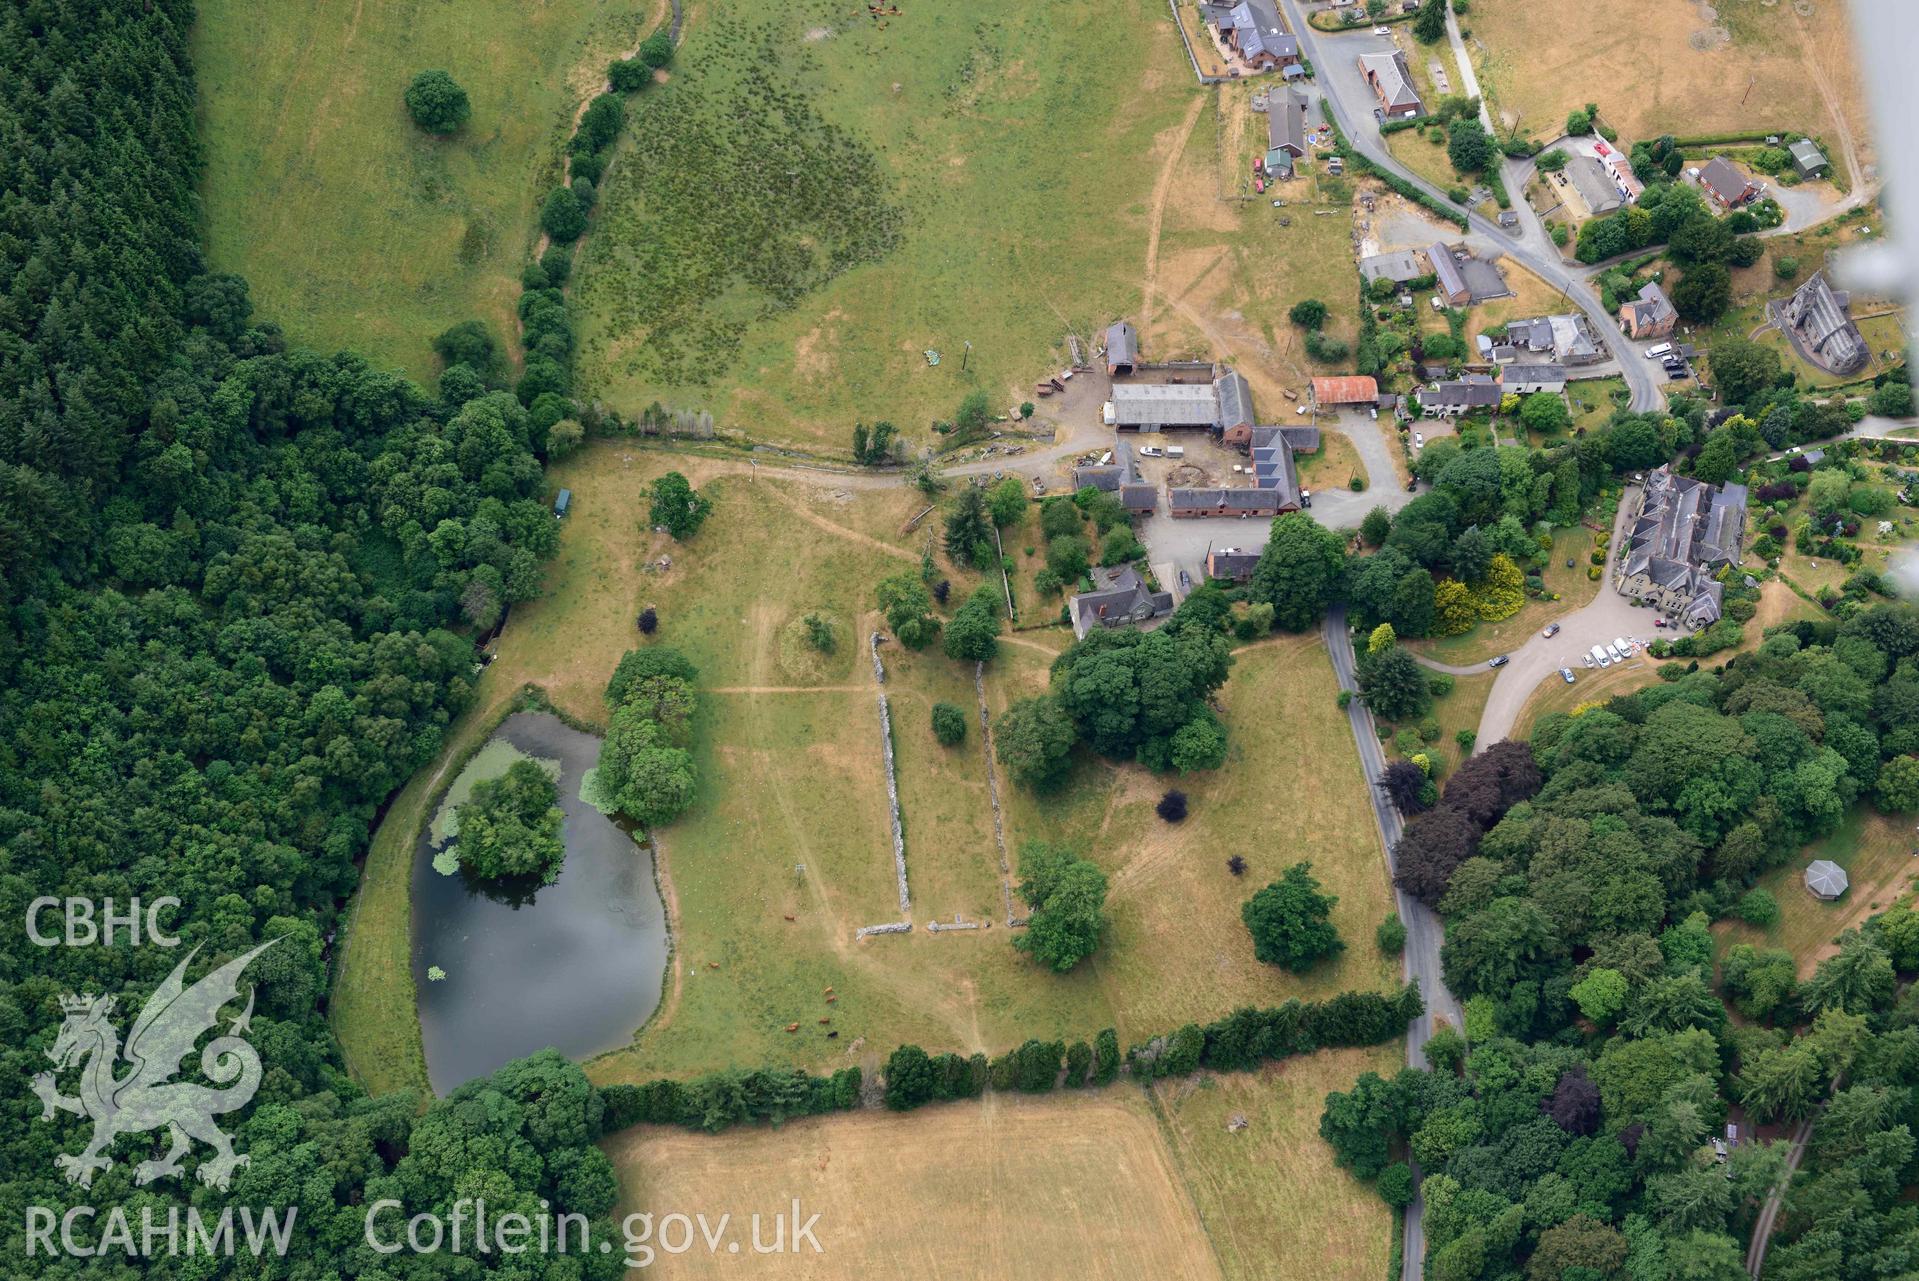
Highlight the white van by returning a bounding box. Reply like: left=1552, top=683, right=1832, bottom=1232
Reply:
left=1591, top=645, right=1611, bottom=668
left=1644, top=343, right=1673, bottom=360
left=1614, top=636, right=1633, bottom=655
left=1604, top=644, right=1623, bottom=663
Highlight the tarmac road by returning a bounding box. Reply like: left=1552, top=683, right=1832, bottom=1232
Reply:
left=1277, top=0, right=1665, bottom=414
left=1322, top=602, right=1465, bottom=1281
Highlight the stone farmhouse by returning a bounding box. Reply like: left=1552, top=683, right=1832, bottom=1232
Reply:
left=1069, top=564, right=1175, bottom=640
left=1614, top=465, right=1747, bottom=626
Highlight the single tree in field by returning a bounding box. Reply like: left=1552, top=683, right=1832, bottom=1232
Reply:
left=1015, top=841, right=1109, bottom=972
left=1157, top=789, right=1188, bottom=822
left=405, top=70, right=471, bottom=134
left=1227, top=854, right=1247, bottom=876
left=931, top=702, right=967, bottom=746
left=1289, top=299, right=1328, bottom=330
left=1242, top=862, right=1344, bottom=972
left=649, top=471, right=712, bottom=539
left=637, top=606, right=658, bottom=634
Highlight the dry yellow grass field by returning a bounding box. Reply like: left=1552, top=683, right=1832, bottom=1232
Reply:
left=604, top=1051, right=1395, bottom=1280
left=1467, top=0, right=1871, bottom=169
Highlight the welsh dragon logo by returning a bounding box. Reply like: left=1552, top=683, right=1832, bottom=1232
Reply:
left=31, top=940, right=276, bottom=1191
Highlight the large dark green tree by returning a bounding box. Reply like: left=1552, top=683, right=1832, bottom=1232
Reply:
left=405, top=69, right=471, bottom=133
left=1242, top=862, right=1345, bottom=972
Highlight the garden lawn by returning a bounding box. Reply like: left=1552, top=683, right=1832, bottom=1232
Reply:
left=196, top=0, right=648, bottom=381
left=1566, top=376, right=1630, bottom=434
left=1715, top=809, right=1919, bottom=977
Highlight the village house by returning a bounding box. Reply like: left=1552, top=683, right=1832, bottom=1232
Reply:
left=1502, top=364, right=1568, bottom=395
left=1069, top=565, right=1175, bottom=640
left=1695, top=156, right=1758, bottom=208
left=1358, top=50, right=1424, bottom=118
left=1506, top=314, right=1604, bottom=365
left=1614, top=464, right=1747, bottom=626
left=1619, top=281, right=1677, bottom=340
left=1419, top=374, right=1502, bottom=419
left=1780, top=269, right=1868, bottom=375
left=1205, top=0, right=1300, bottom=73
left=1206, top=547, right=1262, bottom=583
left=1263, top=87, right=1310, bottom=176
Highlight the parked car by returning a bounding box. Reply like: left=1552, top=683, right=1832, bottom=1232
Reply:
left=1413, top=432, right=1425, bottom=447
left=1653, top=617, right=1666, bottom=628
left=1372, top=25, right=1392, bottom=34
left=1542, top=623, right=1560, bottom=638
left=1488, top=655, right=1510, bottom=669
left=1645, top=343, right=1673, bottom=360
left=1560, top=668, right=1576, bottom=684
left=1138, top=446, right=1164, bottom=458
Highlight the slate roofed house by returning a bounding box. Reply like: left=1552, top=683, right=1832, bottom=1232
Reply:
left=1697, top=156, right=1758, bottom=208
left=1219, top=0, right=1299, bottom=71
left=1069, top=565, right=1175, bottom=640
left=1206, top=548, right=1262, bottom=583
left=1311, top=375, right=1380, bottom=408
left=1358, top=51, right=1424, bottom=119
left=1121, top=483, right=1158, bottom=516
left=1780, top=269, right=1868, bottom=376
left=1615, top=464, right=1747, bottom=627
left=1566, top=154, right=1625, bottom=216
left=1789, top=139, right=1829, bottom=179
left=1503, top=364, right=1568, bottom=395
left=1507, top=314, right=1603, bottom=364
left=1419, top=374, right=1503, bottom=418
left=1265, top=87, right=1309, bottom=174
left=1105, top=320, right=1139, bottom=374
left=1429, top=242, right=1471, bottom=306
left=1620, top=280, right=1678, bottom=340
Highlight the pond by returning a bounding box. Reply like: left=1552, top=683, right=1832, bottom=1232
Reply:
left=412, top=711, right=669, bottom=1093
